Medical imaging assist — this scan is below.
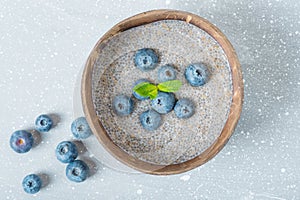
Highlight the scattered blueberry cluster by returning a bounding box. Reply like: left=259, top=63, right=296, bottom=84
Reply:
left=56, top=140, right=90, bottom=183
left=112, top=48, right=209, bottom=131
left=9, top=114, right=92, bottom=194
left=10, top=114, right=53, bottom=154
left=55, top=117, right=92, bottom=183
left=9, top=114, right=52, bottom=194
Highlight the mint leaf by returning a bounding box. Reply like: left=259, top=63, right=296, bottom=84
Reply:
left=133, top=80, right=182, bottom=99
left=133, top=82, right=158, bottom=98
left=157, top=80, right=182, bottom=93
left=148, top=89, right=158, bottom=99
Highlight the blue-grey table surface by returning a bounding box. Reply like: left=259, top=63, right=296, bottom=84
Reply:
left=0, top=0, right=299, bottom=199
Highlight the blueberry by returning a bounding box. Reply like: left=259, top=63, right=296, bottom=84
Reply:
left=71, top=117, right=92, bottom=139
left=66, top=160, right=89, bottom=183
left=10, top=130, right=34, bottom=153
left=55, top=141, right=78, bottom=163
left=112, top=95, right=134, bottom=116
left=22, top=174, right=42, bottom=194
left=157, top=65, right=177, bottom=82
left=174, top=98, right=195, bottom=119
left=151, top=92, right=175, bottom=114
left=134, top=48, right=158, bottom=71
left=140, top=110, right=162, bottom=131
left=185, top=63, right=209, bottom=87
left=133, top=79, right=150, bottom=100
left=35, top=114, right=53, bottom=132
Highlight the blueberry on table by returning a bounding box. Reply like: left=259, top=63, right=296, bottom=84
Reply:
left=71, top=117, right=92, bottom=139
left=133, top=79, right=150, bottom=100
left=112, top=95, right=134, bottom=116
left=134, top=48, right=158, bottom=71
left=185, top=63, right=209, bottom=87
left=35, top=114, right=53, bottom=132
left=22, top=174, right=42, bottom=194
left=10, top=130, right=34, bottom=153
left=157, top=65, right=177, bottom=82
left=66, top=160, right=89, bottom=183
left=151, top=92, right=175, bottom=114
left=174, top=98, right=195, bottom=119
left=55, top=141, right=78, bottom=163
left=140, top=110, right=162, bottom=131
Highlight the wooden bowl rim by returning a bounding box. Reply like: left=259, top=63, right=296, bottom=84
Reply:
left=81, top=9, right=244, bottom=175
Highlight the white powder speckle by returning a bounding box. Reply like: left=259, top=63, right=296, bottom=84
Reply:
left=281, top=168, right=286, bottom=173
left=180, top=175, right=190, bottom=181
left=284, top=112, right=289, bottom=116
left=137, top=189, right=142, bottom=195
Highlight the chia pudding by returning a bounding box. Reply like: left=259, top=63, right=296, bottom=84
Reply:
left=91, top=20, right=233, bottom=165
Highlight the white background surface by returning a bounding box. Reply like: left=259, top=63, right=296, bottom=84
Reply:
left=0, top=0, right=299, bottom=199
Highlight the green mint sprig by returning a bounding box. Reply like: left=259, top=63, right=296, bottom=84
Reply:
left=133, top=80, right=182, bottom=99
